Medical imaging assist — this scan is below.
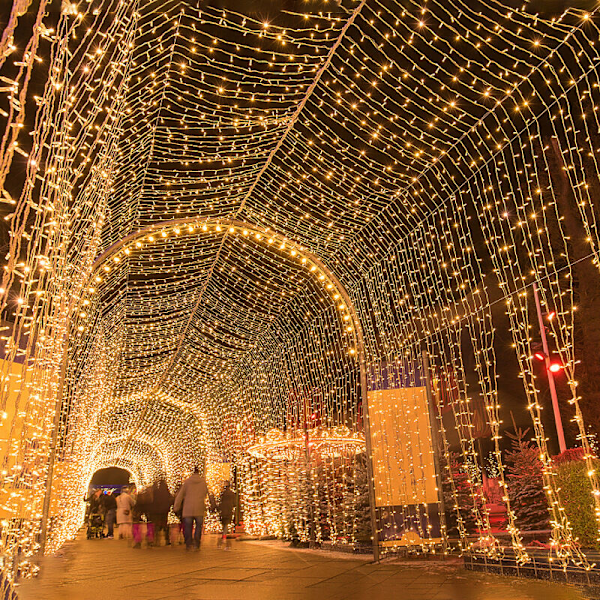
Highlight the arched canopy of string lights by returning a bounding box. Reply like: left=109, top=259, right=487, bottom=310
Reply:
left=1, top=0, right=600, bottom=579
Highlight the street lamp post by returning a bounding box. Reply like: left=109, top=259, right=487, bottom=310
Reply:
left=532, top=282, right=567, bottom=454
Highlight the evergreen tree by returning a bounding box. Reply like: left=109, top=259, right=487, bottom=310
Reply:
left=505, top=427, right=550, bottom=531
left=442, top=452, right=484, bottom=535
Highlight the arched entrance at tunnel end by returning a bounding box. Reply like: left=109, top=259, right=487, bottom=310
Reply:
left=88, top=466, right=135, bottom=492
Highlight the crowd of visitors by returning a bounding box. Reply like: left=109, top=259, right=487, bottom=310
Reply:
left=84, top=468, right=236, bottom=551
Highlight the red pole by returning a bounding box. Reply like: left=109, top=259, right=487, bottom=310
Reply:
left=532, top=282, right=567, bottom=454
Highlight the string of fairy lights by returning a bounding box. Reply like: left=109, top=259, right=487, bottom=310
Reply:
left=0, top=0, right=600, bottom=581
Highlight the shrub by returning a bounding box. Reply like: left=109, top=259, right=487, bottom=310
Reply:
left=553, top=447, right=585, bottom=466
left=555, top=457, right=600, bottom=550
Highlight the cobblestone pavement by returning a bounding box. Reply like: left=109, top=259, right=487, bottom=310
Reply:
left=18, top=534, right=590, bottom=600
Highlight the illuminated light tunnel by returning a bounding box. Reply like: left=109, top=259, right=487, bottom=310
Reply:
left=1, top=0, right=600, bottom=585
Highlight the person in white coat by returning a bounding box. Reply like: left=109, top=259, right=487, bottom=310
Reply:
left=173, top=467, right=211, bottom=550
left=116, top=486, right=135, bottom=539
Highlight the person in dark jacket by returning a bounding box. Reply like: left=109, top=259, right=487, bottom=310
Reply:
left=217, top=482, right=236, bottom=549
left=84, top=489, right=102, bottom=517
left=132, top=485, right=153, bottom=548
left=101, top=491, right=117, bottom=538
left=149, top=479, right=173, bottom=545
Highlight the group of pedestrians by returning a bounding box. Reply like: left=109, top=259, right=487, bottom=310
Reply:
left=84, top=468, right=237, bottom=551
left=84, top=488, right=118, bottom=538
left=172, top=467, right=236, bottom=550
left=128, top=478, right=173, bottom=547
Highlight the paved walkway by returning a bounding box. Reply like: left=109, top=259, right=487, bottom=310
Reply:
left=18, top=534, right=589, bottom=600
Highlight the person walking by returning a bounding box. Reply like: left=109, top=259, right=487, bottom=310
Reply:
left=116, top=486, right=135, bottom=539
left=102, top=490, right=117, bottom=538
left=132, top=485, right=154, bottom=548
left=173, top=467, right=210, bottom=551
left=84, top=489, right=104, bottom=538
left=149, top=479, right=173, bottom=545
left=84, top=489, right=102, bottom=517
left=217, top=482, right=236, bottom=550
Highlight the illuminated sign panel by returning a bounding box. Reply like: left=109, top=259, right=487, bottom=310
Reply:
left=367, top=365, right=442, bottom=547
